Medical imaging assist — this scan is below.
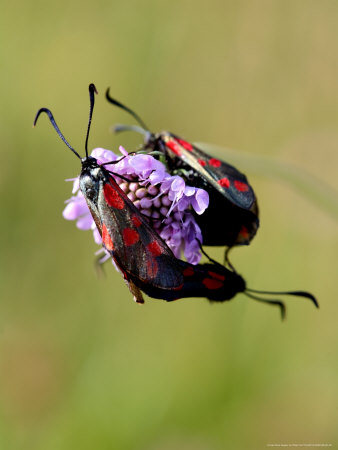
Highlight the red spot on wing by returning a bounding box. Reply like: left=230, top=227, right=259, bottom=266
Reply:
left=146, top=259, right=158, bottom=278
left=102, top=224, right=114, bottom=251
left=103, top=183, right=125, bottom=209
left=147, top=241, right=163, bottom=256
left=203, top=278, right=224, bottom=290
left=198, top=159, right=206, bottom=167
left=208, top=271, right=226, bottom=281
left=173, top=283, right=183, bottom=291
left=176, top=138, right=193, bottom=151
left=132, top=215, right=142, bottom=227
left=166, top=140, right=182, bottom=156
left=218, top=177, right=230, bottom=188
left=234, top=180, right=249, bottom=192
left=123, top=228, right=139, bottom=246
left=239, top=226, right=249, bottom=239
left=209, top=158, right=221, bottom=168
left=183, top=267, right=194, bottom=277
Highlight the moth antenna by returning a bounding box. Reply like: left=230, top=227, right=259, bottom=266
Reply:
left=106, top=88, right=149, bottom=131
left=85, top=84, right=98, bottom=158
left=246, top=288, right=319, bottom=308
left=33, top=108, right=81, bottom=160
left=224, top=247, right=236, bottom=272
left=114, top=123, right=151, bottom=139
left=244, top=292, right=286, bottom=320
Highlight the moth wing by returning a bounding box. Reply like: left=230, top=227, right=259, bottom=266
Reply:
left=164, top=133, right=256, bottom=210
left=98, top=177, right=184, bottom=291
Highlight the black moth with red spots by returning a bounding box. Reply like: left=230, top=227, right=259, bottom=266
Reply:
left=106, top=90, right=259, bottom=248
left=34, top=84, right=318, bottom=318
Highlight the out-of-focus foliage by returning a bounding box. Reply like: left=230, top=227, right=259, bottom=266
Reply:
left=1, top=1, right=337, bottom=449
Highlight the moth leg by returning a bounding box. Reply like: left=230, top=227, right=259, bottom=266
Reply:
left=196, top=238, right=222, bottom=267
left=94, top=251, right=111, bottom=278
left=224, top=247, right=236, bottom=272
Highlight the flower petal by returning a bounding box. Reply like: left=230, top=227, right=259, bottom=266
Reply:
left=76, top=214, right=94, bottom=230
left=191, top=189, right=209, bottom=215
left=62, top=197, right=89, bottom=220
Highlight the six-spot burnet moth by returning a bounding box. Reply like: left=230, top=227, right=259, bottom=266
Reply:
left=34, top=84, right=318, bottom=318
left=105, top=89, right=259, bottom=250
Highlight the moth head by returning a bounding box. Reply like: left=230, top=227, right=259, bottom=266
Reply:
left=79, top=157, right=102, bottom=203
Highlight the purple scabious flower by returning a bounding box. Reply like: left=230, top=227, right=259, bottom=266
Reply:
left=63, top=147, right=209, bottom=264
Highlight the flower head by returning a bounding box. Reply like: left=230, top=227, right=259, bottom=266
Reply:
left=63, top=147, right=209, bottom=264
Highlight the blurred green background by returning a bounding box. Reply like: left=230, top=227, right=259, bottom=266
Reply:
left=1, top=1, right=338, bottom=449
